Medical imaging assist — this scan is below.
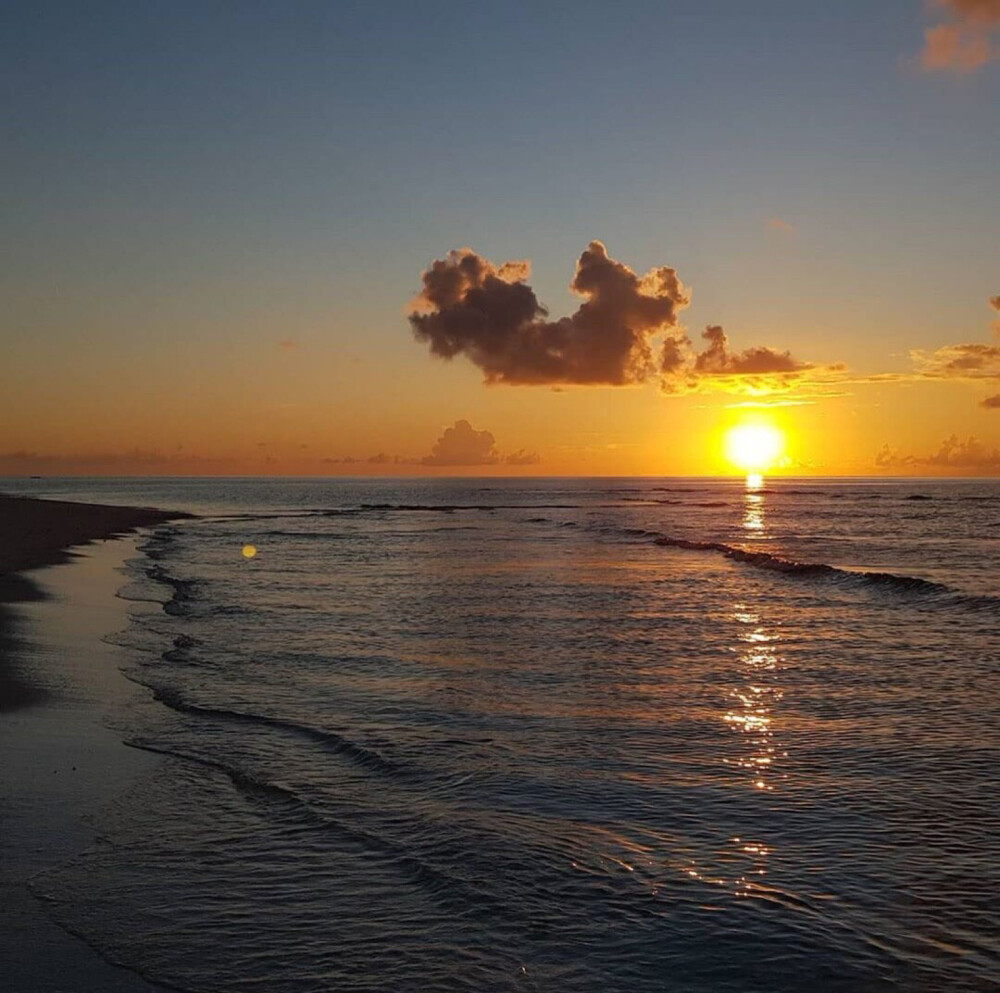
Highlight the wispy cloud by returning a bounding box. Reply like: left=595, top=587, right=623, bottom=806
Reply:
left=765, top=217, right=796, bottom=236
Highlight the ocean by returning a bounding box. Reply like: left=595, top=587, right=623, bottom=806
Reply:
left=4, top=476, right=999, bottom=992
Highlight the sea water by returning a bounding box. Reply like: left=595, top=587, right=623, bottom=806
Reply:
left=5, top=476, right=998, bottom=991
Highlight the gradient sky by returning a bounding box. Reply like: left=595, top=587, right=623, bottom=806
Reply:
left=2, top=1, right=999, bottom=475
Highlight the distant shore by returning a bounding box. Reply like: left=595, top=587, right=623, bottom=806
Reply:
left=0, top=494, right=191, bottom=711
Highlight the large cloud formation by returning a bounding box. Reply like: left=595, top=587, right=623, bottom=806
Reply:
left=921, top=0, right=1000, bottom=73
left=410, top=242, right=829, bottom=395
left=410, top=241, right=690, bottom=386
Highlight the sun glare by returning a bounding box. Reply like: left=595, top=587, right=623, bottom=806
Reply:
left=724, top=423, right=785, bottom=474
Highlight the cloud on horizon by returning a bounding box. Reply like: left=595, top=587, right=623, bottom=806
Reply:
left=876, top=434, right=1000, bottom=470
left=919, top=0, right=1000, bottom=74
left=420, top=419, right=540, bottom=466
left=0, top=448, right=238, bottom=472
left=981, top=394, right=1000, bottom=408
left=321, top=421, right=541, bottom=468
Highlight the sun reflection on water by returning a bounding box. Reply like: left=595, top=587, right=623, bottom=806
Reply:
left=742, top=475, right=766, bottom=536
left=724, top=605, right=785, bottom=792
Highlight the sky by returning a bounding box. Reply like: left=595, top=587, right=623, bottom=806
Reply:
left=2, top=0, right=999, bottom=476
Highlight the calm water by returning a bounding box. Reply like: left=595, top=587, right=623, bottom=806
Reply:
left=5, top=477, right=1000, bottom=992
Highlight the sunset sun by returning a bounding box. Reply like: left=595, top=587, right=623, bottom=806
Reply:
left=724, top=423, right=786, bottom=474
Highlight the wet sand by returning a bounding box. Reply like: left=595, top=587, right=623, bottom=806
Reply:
left=0, top=494, right=188, bottom=711
left=0, top=495, right=188, bottom=991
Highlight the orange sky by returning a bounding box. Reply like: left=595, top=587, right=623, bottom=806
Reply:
left=2, top=3, right=999, bottom=477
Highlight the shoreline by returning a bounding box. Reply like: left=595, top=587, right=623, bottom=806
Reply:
left=0, top=494, right=191, bottom=712
left=0, top=535, right=173, bottom=991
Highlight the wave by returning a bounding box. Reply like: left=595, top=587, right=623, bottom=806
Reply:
left=119, top=737, right=501, bottom=912
left=132, top=679, right=405, bottom=778
left=652, top=535, right=998, bottom=609
left=357, top=502, right=582, bottom=512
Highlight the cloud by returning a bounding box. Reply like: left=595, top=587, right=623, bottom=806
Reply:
left=0, top=449, right=237, bottom=472
left=876, top=434, right=1000, bottom=471
left=410, top=243, right=847, bottom=397
left=982, top=394, right=1000, bottom=408
left=991, top=295, right=1000, bottom=312
left=504, top=448, right=542, bottom=465
left=661, top=325, right=843, bottom=396
left=766, top=217, right=796, bottom=236
left=410, top=241, right=690, bottom=386
left=419, top=419, right=540, bottom=467
left=278, top=339, right=298, bottom=350
left=912, top=342, right=1000, bottom=379
left=920, top=0, right=1000, bottom=73
left=422, top=420, right=499, bottom=466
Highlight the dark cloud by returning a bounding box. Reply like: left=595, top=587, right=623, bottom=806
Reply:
left=660, top=325, right=837, bottom=395
left=876, top=435, right=1000, bottom=471
left=693, top=325, right=809, bottom=375
left=982, top=394, right=1000, bottom=408
left=410, top=241, right=690, bottom=386
left=991, top=295, right=1000, bottom=312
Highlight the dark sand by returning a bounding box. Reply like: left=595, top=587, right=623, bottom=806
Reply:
left=0, top=494, right=190, bottom=711
left=0, top=495, right=191, bottom=991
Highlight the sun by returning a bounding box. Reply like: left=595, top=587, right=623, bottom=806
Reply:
left=724, top=423, right=785, bottom=473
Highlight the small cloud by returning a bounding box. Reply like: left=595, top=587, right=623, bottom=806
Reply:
left=918, top=0, right=1000, bottom=74
left=420, top=419, right=541, bottom=467
left=766, top=217, right=796, bottom=236
left=660, top=325, right=844, bottom=397
left=982, top=394, right=1000, bottom=408
left=278, top=339, right=298, bottom=350
left=367, top=452, right=392, bottom=464
left=912, top=342, right=1000, bottom=379
left=421, top=420, right=499, bottom=466
left=504, top=448, right=541, bottom=466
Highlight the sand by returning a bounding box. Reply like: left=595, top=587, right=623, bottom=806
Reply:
left=0, top=495, right=189, bottom=991
left=0, top=494, right=189, bottom=711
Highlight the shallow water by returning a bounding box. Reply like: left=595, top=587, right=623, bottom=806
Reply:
left=6, top=476, right=999, bottom=991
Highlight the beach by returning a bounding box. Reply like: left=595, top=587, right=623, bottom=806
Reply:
left=0, top=495, right=187, bottom=991
left=0, top=495, right=187, bottom=711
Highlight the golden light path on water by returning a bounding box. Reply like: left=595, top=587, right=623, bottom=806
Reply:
left=683, top=475, right=787, bottom=898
